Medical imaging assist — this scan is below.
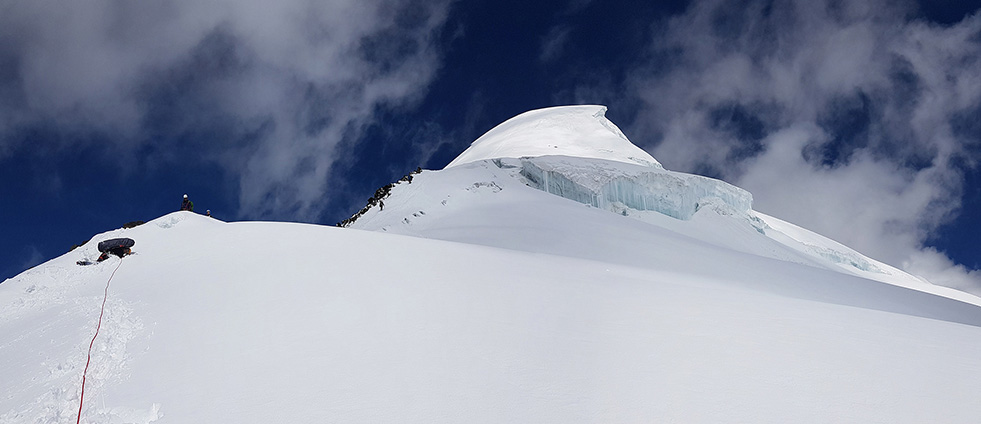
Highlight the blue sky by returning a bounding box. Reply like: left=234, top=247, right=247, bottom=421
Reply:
left=2, top=0, right=980, bottom=292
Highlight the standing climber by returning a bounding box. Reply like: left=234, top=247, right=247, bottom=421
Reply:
left=181, top=194, right=194, bottom=212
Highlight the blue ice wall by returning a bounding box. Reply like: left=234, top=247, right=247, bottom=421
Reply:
left=516, top=157, right=752, bottom=220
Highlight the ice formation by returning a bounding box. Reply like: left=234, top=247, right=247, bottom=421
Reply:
left=515, top=156, right=752, bottom=221
left=450, top=105, right=753, bottom=223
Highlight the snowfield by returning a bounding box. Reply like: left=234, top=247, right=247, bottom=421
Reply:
left=3, top=106, right=981, bottom=423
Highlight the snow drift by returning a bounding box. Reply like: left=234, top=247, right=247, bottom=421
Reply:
left=4, top=105, right=981, bottom=423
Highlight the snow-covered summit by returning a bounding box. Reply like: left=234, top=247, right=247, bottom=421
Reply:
left=445, top=105, right=662, bottom=169
left=6, top=107, right=981, bottom=423
left=443, top=105, right=750, bottom=223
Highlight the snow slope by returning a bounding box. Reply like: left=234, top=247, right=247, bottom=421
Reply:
left=4, top=106, right=981, bottom=423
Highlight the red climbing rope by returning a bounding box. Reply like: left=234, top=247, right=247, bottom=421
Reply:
left=76, top=259, right=123, bottom=424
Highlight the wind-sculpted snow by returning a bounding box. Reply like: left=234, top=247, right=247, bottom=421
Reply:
left=516, top=156, right=752, bottom=221
left=446, top=105, right=662, bottom=169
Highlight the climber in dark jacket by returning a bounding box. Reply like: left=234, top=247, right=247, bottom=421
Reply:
left=181, top=194, right=194, bottom=211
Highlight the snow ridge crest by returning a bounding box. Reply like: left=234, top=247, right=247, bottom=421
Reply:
left=445, top=105, right=662, bottom=169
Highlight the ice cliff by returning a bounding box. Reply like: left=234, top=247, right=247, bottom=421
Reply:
left=452, top=105, right=753, bottom=222
left=516, top=156, right=752, bottom=221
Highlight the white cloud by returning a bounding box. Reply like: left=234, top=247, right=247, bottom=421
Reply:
left=563, top=0, right=594, bottom=15
left=0, top=0, right=454, bottom=220
left=904, top=247, right=981, bottom=292
left=618, top=0, right=981, bottom=293
left=540, top=26, right=572, bottom=63
left=18, top=245, right=45, bottom=273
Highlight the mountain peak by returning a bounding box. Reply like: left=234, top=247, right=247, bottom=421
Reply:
left=445, top=105, right=662, bottom=169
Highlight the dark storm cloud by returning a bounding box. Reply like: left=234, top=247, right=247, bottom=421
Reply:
left=612, top=0, right=981, bottom=292
left=0, top=0, right=453, bottom=219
